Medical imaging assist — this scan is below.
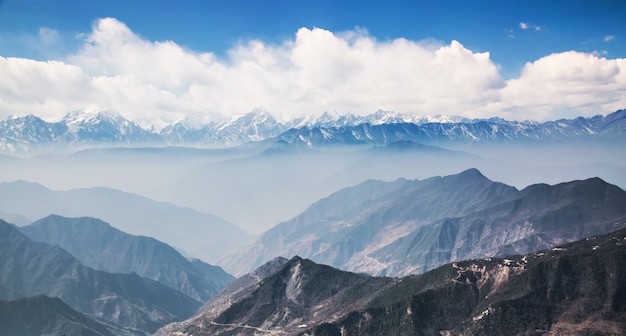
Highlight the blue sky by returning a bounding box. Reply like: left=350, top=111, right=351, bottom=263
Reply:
left=0, top=0, right=625, bottom=125
left=2, top=0, right=624, bottom=76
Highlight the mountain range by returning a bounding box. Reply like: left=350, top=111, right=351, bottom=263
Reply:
left=1, top=109, right=624, bottom=155
left=220, top=168, right=626, bottom=277
left=19, top=215, right=234, bottom=302
left=278, top=108, right=626, bottom=148
left=158, top=228, right=626, bottom=336
left=1, top=107, right=625, bottom=335
left=0, top=180, right=251, bottom=262
left=1, top=168, right=625, bottom=335
left=0, top=219, right=201, bottom=334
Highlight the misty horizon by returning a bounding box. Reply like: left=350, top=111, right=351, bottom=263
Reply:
left=1, top=2, right=625, bottom=335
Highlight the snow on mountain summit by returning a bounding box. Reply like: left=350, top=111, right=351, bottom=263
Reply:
left=59, top=110, right=158, bottom=144
left=0, top=109, right=624, bottom=155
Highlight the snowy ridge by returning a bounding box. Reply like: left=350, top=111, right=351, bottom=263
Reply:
left=279, top=109, right=626, bottom=147
left=0, top=109, right=624, bottom=154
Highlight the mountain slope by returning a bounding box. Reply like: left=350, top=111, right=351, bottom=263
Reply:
left=20, top=215, right=234, bottom=302
left=0, top=114, right=68, bottom=153
left=61, top=111, right=160, bottom=145
left=0, top=111, right=159, bottom=155
left=309, top=228, right=626, bottom=336
left=278, top=109, right=626, bottom=148
left=174, top=139, right=485, bottom=233
left=221, top=169, right=626, bottom=277
left=159, top=228, right=626, bottom=335
left=1, top=109, right=625, bottom=155
left=371, top=175, right=626, bottom=276
left=0, top=295, right=116, bottom=336
left=160, top=110, right=289, bottom=145
left=156, top=256, right=392, bottom=336
left=0, top=219, right=201, bottom=334
left=0, top=180, right=251, bottom=263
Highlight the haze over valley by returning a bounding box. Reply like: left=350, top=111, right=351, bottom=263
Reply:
left=1, top=108, right=625, bottom=335
left=1, top=109, right=625, bottom=235
left=1, top=1, right=626, bottom=335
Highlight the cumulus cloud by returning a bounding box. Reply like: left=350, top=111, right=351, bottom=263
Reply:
left=496, top=51, right=626, bottom=120
left=0, top=17, right=624, bottom=126
left=604, top=35, right=615, bottom=42
left=0, top=57, right=93, bottom=120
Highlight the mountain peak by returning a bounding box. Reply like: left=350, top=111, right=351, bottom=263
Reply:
left=6, top=114, right=41, bottom=122
left=0, top=218, right=20, bottom=235
left=457, top=168, right=486, bottom=179
left=2, top=108, right=626, bottom=154
left=439, top=168, right=492, bottom=188
left=63, top=110, right=125, bottom=124
left=162, top=228, right=626, bottom=336
left=31, top=214, right=114, bottom=233
left=20, top=215, right=234, bottom=303
left=252, top=256, right=290, bottom=279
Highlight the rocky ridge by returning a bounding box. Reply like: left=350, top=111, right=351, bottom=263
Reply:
left=159, top=228, right=626, bottom=336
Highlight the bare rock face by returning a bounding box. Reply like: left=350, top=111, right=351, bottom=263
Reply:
left=159, top=228, right=626, bottom=336
left=157, top=256, right=392, bottom=336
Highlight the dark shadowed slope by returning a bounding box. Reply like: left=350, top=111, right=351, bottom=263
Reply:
left=310, top=228, right=626, bottom=336
left=0, top=295, right=115, bottom=336
left=0, top=219, right=201, bottom=334
left=159, top=228, right=626, bottom=336
left=221, top=169, right=626, bottom=277
left=157, top=256, right=392, bottom=336
left=20, top=215, right=234, bottom=302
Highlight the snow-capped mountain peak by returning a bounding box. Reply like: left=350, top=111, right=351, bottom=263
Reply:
left=0, top=109, right=624, bottom=155
left=62, top=110, right=130, bottom=127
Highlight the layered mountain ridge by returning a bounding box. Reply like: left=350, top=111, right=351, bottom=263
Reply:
left=159, top=228, right=626, bottom=336
left=19, top=215, right=234, bottom=302
left=0, top=180, right=251, bottom=262
left=1, top=109, right=624, bottom=155
left=0, top=219, right=201, bottom=334
left=220, top=169, right=626, bottom=277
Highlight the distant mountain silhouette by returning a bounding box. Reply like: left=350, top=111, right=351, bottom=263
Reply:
left=278, top=109, right=626, bottom=148
left=0, top=219, right=200, bottom=334
left=0, top=180, right=251, bottom=263
left=20, top=215, right=233, bottom=302
left=1, top=109, right=624, bottom=154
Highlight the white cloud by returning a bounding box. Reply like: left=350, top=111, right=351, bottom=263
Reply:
left=496, top=51, right=626, bottom=120
left=0, top=18, right=624, bottom=126
left=0, top=56, right=93, bottom=120
left=519, top=22, right=542, bottom=31
left=604, top=35, right=615, bottom=42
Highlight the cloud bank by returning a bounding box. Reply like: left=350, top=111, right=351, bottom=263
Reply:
left=1, top=18, right=625, bottom=127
